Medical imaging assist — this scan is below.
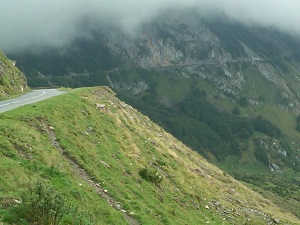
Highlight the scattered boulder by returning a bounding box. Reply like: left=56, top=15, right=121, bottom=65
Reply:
left=114, top=203, right=121, bottom=210
left=14, top=199, right=22, bottom=204
left=120, top=102, right=127, bottom=108
left=96, top=103, right=106, bottom=110
left=270, top=163, right=282, bottom=173
left=212, top=201, right=220, bottom=208
left=1, top=197, right=20, bottom=208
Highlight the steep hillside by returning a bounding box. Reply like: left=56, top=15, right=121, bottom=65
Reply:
left=0, top=87, right=299, bottom=224
left=0, top=51, right=28, bottom=99
left=4, top=9, right=300, bottom=221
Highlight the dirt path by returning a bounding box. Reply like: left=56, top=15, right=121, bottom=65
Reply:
left=42, top=121, right=140, bottom=225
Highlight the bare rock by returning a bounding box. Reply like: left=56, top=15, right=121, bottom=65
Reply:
left=114, top=203, right=121, bottom=210
left=96, top=103, right=106, bottom=110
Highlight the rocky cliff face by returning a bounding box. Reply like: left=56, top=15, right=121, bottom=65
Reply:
left=0, top=50, right=28, bottom=98
left=107, top=10, right=222, bottom=67
left=9, top=9, right=300, bottom=113
left=104, top=9, right=300, bottom=112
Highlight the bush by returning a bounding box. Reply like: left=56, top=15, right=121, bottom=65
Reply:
left=254, top=149, right=269, bottom=166
left=232, top=106, right=241, bottom=116
left=139, top=167, right=162, bottom=186
left=21, top=181, right=69, bottom=225
left=238, top=96, right=249, bottom=107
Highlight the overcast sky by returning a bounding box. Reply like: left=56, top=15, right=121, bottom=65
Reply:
left=1, top=0, right=300, bottom=53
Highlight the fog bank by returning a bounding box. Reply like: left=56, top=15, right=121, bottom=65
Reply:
left=1, top=0, right=299, bottom=52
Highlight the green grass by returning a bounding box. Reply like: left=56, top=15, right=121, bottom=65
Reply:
left=0, top=50, right=29, bottom=99
left=0, top=87, right=299, bottom=224
left=111, top=67, right=300, bottom=222
left=218, top=154, right=269, bottom=174
left=152, top=72, right=192, bottom=103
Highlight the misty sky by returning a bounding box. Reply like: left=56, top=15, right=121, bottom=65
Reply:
left=1, top=0, right=300, bottom=52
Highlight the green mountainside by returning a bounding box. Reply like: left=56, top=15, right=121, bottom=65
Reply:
left=0, top=87, right=299, bottom=224
left=0, top=51, right=28, bottom=99
left=3, top=9, right=300, bottom=222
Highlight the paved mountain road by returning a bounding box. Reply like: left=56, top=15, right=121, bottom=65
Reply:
left=0, top=89, right=65, bottom=113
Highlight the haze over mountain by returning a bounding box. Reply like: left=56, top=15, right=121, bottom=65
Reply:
left=1, top=0, right=300, bottom=52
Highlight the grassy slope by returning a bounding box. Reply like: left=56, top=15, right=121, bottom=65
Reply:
left=0, top=87, right=299, bottom=224
left=0, top=51, right=28, bottom=99
left=106, top=65, right=300, bottom=219
left=113, top=68, right=300, bottom=218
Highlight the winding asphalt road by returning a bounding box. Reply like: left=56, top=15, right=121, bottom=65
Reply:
left=0, top=89, right=65, bottom=113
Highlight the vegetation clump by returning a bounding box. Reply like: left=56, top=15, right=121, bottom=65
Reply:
left=2, top=181, right=95, bottom=225
left=21, top=181, right=68, bottom=225
left=139, top=167, right=163, bottom=186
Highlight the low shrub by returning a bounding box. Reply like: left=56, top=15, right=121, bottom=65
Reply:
left=21, top=181, right=68, bottom=225
left=139, top=167, right=162, bottom=186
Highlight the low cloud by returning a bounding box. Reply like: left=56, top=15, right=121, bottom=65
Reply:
left=1, top=0, right=300, bottom=53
